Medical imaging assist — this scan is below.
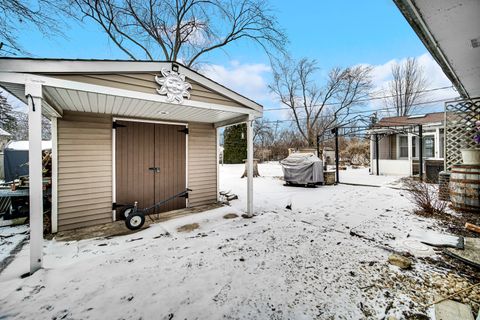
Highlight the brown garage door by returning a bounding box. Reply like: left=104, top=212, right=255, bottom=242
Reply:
left=115, top=120, right=187, bottom=216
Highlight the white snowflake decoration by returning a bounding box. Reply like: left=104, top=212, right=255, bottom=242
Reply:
left=155, top=68, right=192, bottom=104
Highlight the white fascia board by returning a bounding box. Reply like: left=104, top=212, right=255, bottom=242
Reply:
left=0, top=59, right=172, bottom=74
left=0, top=72, right=260, bottom=117
left=422, top=122, right=443, bottom=128
left=214, top=115, right=250, bottom=128
left=0, top=59, right=263, bottom=112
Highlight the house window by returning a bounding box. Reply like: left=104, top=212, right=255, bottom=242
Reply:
left=439, top=129, right=444, bottom=158
left=412, top=136, right=417, bottom=158
left=399, top=136, right=408, bottom=158
left=423, top=136, right=435, bottom=158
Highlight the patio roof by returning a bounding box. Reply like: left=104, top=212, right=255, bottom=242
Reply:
left=394, top=0, right=480, bottom=99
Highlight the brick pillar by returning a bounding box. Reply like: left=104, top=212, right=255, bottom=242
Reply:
left=438, top=171, right=451, bottom=201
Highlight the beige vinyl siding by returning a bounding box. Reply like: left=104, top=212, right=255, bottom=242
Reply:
left=188, top=122, right=218, bottom=207
left=48, top=73, right=245, bottom=108
left=57, top=111, right=112, bottom=231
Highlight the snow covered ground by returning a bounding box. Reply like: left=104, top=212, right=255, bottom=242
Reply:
left=0, top=163, right=452, bottom=319
left=0, top=224, right=28, bottom=266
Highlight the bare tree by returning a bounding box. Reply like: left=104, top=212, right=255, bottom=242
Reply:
left=253, top=118, right=272, bottom=144
left=269, top=57, right=372, bottom=147
left=67, top=0, right=286, bottom=67
left=0, top=0, right=63, bottom=55
left=385, top=57, right=429, bottom=116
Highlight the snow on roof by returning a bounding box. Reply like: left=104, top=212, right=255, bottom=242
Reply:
left=0, top=128, right=11, bottom=136
left=5, top=140, right=52, bottom=151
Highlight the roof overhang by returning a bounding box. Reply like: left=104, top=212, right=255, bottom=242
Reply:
left=393, top=0, right=480, bottom=100
left=0, top=59, right=263, bottom=127
left=0, top=72, right=257, bottom=125
left=369, top=122, right=443, bottom=135
left=0, top=59, right=262, bottom=126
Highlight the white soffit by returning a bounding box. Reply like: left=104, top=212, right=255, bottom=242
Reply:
left=398, top=0, right=480, bottom=98
left=43, top=86, right=244, bottom=123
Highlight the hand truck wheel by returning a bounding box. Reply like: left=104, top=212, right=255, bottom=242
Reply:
left=125, top=211, right=145, bottom=230
left=119, top=205, right=134, bottom=220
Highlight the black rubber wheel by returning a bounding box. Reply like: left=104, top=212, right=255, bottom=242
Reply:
left=119, top=205, right=134, bottom=220
left=125, top=212, right=145, bottom=230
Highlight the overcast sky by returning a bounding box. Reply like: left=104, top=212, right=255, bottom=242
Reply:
left=5, top=1, right=457, bottom=121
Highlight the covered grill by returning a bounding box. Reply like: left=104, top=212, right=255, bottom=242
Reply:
left=280, top=153, right=323, bottom=186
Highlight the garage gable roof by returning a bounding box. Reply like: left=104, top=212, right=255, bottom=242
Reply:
left=0, top=58, right=262, bottom=112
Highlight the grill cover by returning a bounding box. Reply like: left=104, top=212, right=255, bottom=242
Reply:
left=280, top=153, right=324, bottom=184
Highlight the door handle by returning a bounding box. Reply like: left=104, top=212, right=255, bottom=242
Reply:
left=148, top=167, right=160, bottom=173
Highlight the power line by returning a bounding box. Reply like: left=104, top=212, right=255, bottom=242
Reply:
left=261, top=96, right=456, bottom=124
left=263, top=85, right=455, bottom=112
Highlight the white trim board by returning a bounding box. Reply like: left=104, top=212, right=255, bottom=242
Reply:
left=113, top=117, right=188, bottom=126
left=111, top=118, right=189, bottom=215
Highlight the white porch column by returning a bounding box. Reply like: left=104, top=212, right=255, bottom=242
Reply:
left=370, top=136, right=374, bottom=174
left=26, top=82, right=43, bottom=274
left=51, top=117, right=58, bottom=233
left=246, top=117, right=254, bottom=215
left=434, top=128, right=440, bottom=158
left=407, top=133, right=413, bottom=176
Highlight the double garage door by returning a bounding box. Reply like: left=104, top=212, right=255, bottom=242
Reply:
left=115, top=120, right=187, bottom=215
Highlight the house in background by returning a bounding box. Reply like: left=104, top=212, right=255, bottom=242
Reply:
left=369, top=112, right=445, bottom=178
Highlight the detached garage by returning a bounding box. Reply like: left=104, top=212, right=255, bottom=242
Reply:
left=0, top=58, right=261, bottom=273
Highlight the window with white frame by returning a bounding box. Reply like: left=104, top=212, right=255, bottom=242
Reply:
left=423, top=136, right=435, bottom=158
left=439, top=129, right=444, bottom=158
left=399, top=135, right=408, bottom=158
left=412, top=136, right=417, bottom=158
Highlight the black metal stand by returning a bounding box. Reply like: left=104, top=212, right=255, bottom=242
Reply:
left=418, top=124, right=423, bottom=181
left=375, top=134, right=379, bottom=176
left=334, top=127, right=339, bottom=184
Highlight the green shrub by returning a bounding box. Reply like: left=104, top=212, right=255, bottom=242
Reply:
left=223, top=124, right=247, bottom=164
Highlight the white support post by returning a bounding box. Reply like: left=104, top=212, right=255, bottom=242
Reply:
left=216, top=127, right=220, bottom=202
left=51, top=117, right=58, bottom=233
left=246, top=117, right=254, bottom=216
left=370, top=136, right=374, bottom=174
left=407, top=133, right=413, bottom=176
left=26, top=82, right=43, bottom=274
left=434, top=128, right=440, bottom=159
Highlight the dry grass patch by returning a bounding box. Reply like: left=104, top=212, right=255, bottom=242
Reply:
left=402, top=178, right=447, bottom=216
left=177, top=223, right=200, bottom=233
